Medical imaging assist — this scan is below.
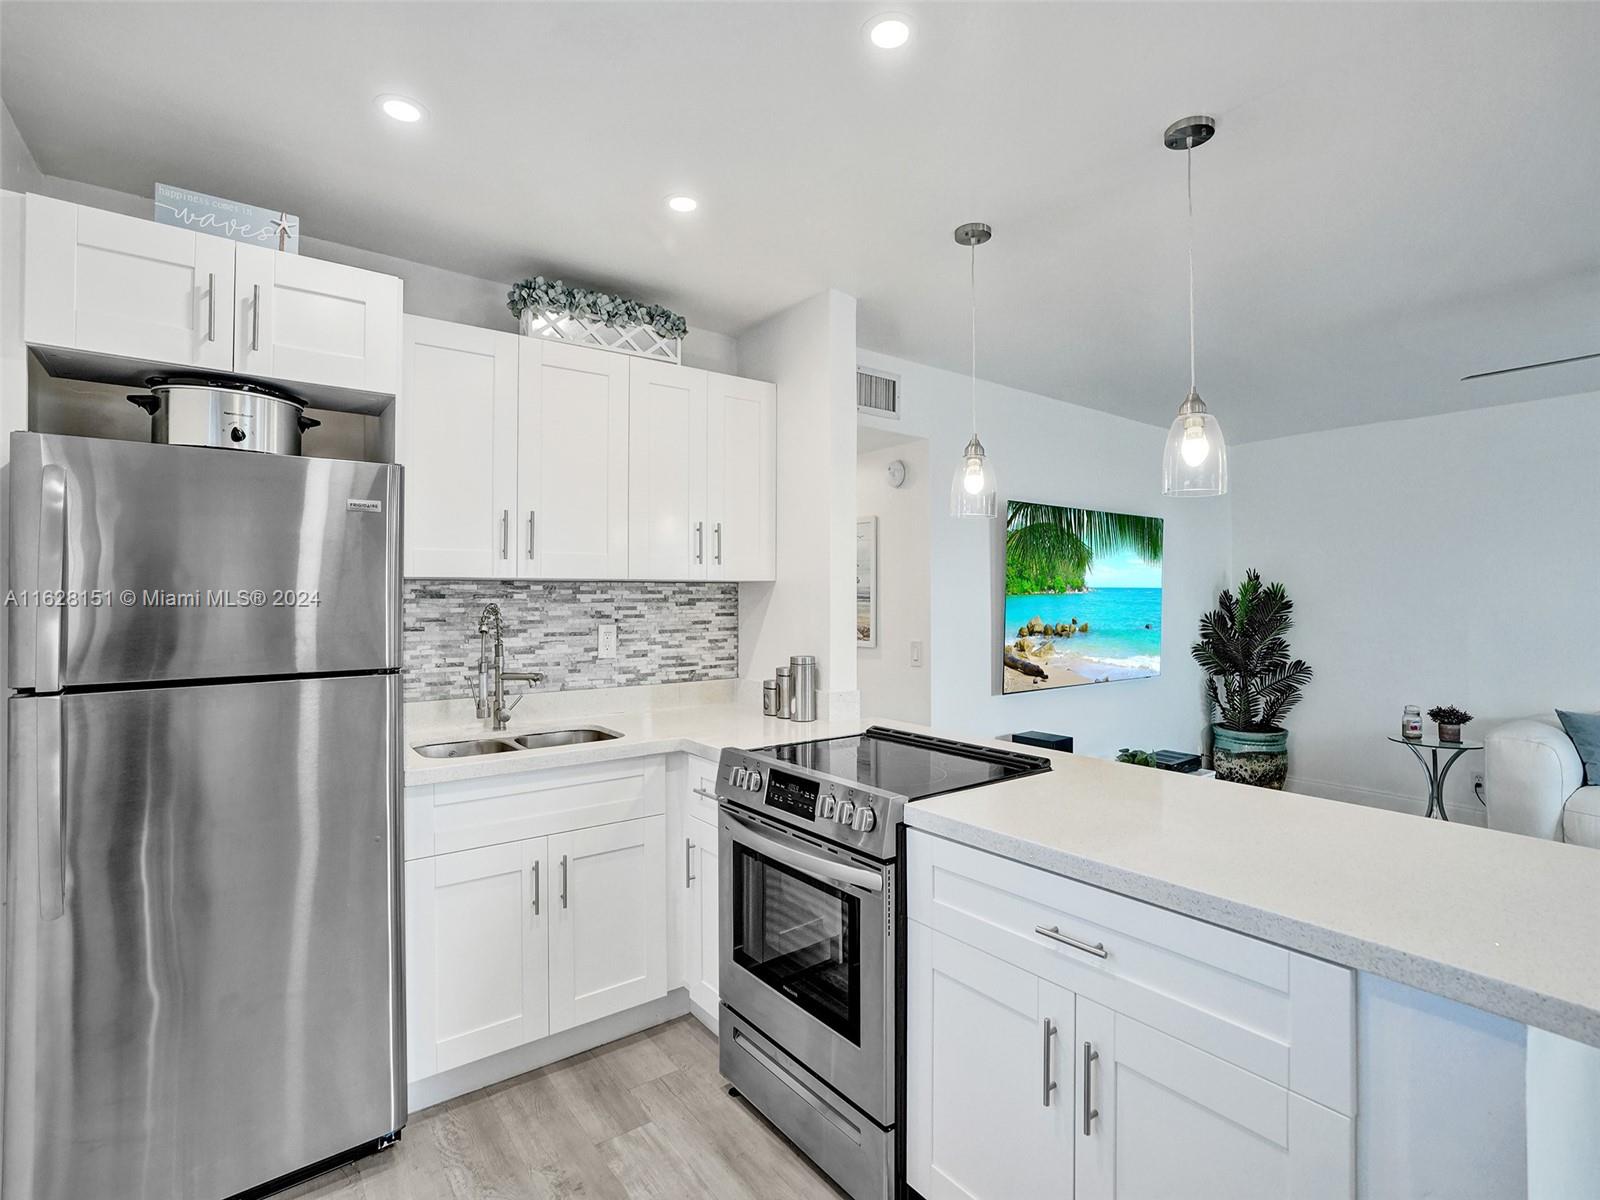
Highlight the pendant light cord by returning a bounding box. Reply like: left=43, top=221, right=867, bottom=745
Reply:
left=969, top=240, right=978, bottom=436
left=1187, top=146, right=1196, bottom=393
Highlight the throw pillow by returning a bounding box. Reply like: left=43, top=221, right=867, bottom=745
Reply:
left=1555, top=710, right=1600, bottom=786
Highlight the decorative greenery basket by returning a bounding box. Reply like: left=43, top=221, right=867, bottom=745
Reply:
left=508, top=277, right=687, bottom=363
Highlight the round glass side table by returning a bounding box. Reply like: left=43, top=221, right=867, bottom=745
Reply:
left=1388, top=735, right=1484, bottom=821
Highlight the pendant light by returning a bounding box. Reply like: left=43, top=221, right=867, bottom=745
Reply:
left=1161, top=115, right=1228, bottom=497
left=950, top=221, right=998, bottom=518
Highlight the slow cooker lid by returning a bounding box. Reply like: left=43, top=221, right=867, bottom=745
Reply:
left=144, top=374, right=307, bottom=408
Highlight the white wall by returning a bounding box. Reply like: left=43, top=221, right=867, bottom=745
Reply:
left=859, top=349, right=1233, bottom=757
left=1230, top=392, right=1600, bottom=822
left=857, top=436, right=931, bottom=724
left=1, top=104, right=43, bottom=195
left=737, top=291, right=859, bottom=714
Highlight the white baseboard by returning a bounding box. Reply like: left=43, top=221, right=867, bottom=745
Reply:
left=407, top=988, right=691, bottom=1113
left=1287, top=774, right=1487, bottom=826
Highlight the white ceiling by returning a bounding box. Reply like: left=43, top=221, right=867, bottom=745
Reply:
left=4, top=1, right=1598, bottom=441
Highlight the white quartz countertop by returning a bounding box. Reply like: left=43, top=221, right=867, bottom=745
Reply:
left=904, top=748, right=1600, bottom=1049
left=403, top=695, right=863, bottom=787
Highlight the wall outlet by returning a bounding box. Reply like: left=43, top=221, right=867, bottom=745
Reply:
left=910, top=640, right=924, bottom=667
left=1472, top=771, right=1485, bottom=791
left=597, top=623, right=617, bottom=660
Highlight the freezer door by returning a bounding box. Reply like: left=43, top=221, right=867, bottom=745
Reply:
left=9, top=432, right=402, bottom=689
left=3, top=674, right=405, bottom=1200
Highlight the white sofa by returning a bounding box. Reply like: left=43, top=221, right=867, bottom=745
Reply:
left=1485, top=718, right=1600, bottom=848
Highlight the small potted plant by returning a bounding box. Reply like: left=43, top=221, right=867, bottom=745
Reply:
left=1428, top=705, right=1473, bottom=743
left=1191, top=569, right=1313, bottom=789
left=1116, top=749, right=1159, bottom=768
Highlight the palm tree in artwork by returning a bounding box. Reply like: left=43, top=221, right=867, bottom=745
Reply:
left=1006, top=502, right=1163, bottom=593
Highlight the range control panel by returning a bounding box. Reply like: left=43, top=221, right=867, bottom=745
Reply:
left=719, top=751, right=898, bottom=860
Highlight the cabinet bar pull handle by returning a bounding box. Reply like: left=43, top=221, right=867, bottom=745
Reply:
left=1035, top=923, right=1108, bottom=959
left=500, top=510, right=509, bottom=560
left=713, top=522, right=722, bottom=565
left=686, top=839, right=696, bottom=887
left=559, top=854, right=568, bottom=908
left=251, top=283, right=261, bottom=351
left=694, top=521, right=704, bottom=564
left=531, top=860, right=540, bottom=915
left=691, top=787, right=720, bottom=803
left=206, top=272, right=216, bottom=341
left=1083, top=1042, right=1100, bottom=1136
left=527, top=511, right=535, bottom=559
left=1041, top=1018, right=1057, bottom=1107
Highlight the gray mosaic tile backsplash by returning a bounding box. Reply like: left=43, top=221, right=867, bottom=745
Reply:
left=403, top=580, right=739, bottom=702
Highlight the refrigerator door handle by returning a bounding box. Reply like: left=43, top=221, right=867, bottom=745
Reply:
left=37, top=697, right=65, bottom=920
left=37, top=464, right=68, bottom=694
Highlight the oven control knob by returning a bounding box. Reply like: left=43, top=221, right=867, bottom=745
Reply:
left=730, top=767, right=747, bottom=789
left=852, top=806, right=877, bottom=833
left=747, top=770, right=763, bottom=791
left=819, top=792, right=839, bottom=820
left=836, top=799, right=856, bottom=826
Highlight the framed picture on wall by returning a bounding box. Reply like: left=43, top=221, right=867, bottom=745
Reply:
left=857, top=517, right=879, bottom=648
left=1002, top=500, right=1163, bottom=692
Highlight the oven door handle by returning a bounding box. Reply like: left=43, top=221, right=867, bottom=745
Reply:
left=725, top=812, right=884, bottom=893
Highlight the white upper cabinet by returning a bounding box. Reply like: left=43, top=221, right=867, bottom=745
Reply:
left=24, top=193, right=236, bottom=372
left=23, top=194, right=402, bottom=401
left=706, top=371, right=776, bottom=581
left=518, top=340, right=631, bottom=579
left=235, top=243, right=401, bottom=395
left=401, top=316, right=519, bottom=578
left=628, top=360, right=709, bottom=580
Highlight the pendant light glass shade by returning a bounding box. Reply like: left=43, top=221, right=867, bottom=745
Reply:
left=950, top=222, right=999, bottom=518
left=950, top=434, right=999, bottom=517
left=1162, top=116, right=1228, bottom=497
left=1162, top=388, right=1228, bottom=496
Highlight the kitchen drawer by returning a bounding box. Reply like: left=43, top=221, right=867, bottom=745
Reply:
left=685, top=752, right=721, bottom=824
left=906, top=829, right=1353, bottom=1115
left=406, top=757, right=666, bottom=858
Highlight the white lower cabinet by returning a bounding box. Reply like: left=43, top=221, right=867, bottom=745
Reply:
left=682, top=812, right=721, bottom=1019
left=906, top=922, right=1074, bottom=1200
left=405, top=838, right=548, bottom=1081
left=548, top=815, right=668, bottom=1032
left=906, top=831, right=1355, bottom=1200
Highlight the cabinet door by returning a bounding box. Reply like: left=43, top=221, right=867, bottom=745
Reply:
left=548, top=815, right=667, bottom=1032
left=405, top=838, right=549, bottom=1080
left=705, top=372, right=776, bottom=581
left=24, top=194, right=235, bottom=370
left=627, top=360, right=707, bottom=580
left=1075, top=999, right=1353, bottom=1200
left=906, top=922, right=1074, bottom=1200
left=400, top=317, right=519, bottom=578
left=683, top=812, right=721, bottom=1021
left=518, top=340, right=630, bottom=579
left=235, top=244, right=401, bottom=394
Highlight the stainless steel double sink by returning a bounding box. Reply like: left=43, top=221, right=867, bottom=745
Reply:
left=413, top=727, right=620, bottom=759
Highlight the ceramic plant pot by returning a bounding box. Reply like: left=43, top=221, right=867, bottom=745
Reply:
left=1211, top=725, right=1290, bottom=790
left=1438, top=724, right=1462, bottom=744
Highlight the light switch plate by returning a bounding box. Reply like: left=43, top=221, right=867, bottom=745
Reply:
left=910, top=640, right=924, bottom=667
left=597, top=623, right=618, bottom=659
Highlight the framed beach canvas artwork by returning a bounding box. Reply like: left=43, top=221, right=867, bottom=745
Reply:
left=857, top=517, right=878, bottom=647
left=1002, top=501, right=1163, bottom=693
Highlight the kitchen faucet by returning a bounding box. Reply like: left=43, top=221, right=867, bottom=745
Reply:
left=476, top=604, right=545, bottom=730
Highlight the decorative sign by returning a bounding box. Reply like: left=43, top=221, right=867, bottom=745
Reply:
left=154, top=184, right=299, bottom=253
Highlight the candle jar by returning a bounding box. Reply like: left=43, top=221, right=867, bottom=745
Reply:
left=1402, top=706, right=1423, bottom=740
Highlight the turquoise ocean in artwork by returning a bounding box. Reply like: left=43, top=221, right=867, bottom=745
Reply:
left=1004, top=587, right=1163, bottom=678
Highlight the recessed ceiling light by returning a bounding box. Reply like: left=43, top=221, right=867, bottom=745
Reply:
left=666, top=195, right=699, bottom=213
left=377, top=95, right=425, bottom=123
left=868, top=15, right=911, bottom=50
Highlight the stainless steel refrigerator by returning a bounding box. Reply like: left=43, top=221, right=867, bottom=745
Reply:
left=4, top=432, right=406, bottom=1200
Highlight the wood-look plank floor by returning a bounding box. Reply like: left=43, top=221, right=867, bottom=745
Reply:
left=280, top=1017, right=848, bottom=1200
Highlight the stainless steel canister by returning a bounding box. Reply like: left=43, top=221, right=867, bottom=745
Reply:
left=774, top=667, right=793, bottom=720
left=763, top=680, right=781, bottom=717
left=789, top=655, right=818, bottom=723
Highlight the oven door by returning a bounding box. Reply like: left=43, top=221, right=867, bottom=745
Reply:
left=719, top=804, right=892, bottom=1123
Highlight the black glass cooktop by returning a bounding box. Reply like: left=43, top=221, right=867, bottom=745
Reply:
left=755, top=726, right=1050, bottom=802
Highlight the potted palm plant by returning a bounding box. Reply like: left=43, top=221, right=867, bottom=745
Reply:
left=1191, top=570, right=1313, bottom=789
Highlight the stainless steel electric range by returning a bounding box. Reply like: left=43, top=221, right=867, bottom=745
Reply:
left=714, top=726, right=1052, bottom=1200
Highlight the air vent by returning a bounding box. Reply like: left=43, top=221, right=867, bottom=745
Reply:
left=857, top=368, right=899, bottom=418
